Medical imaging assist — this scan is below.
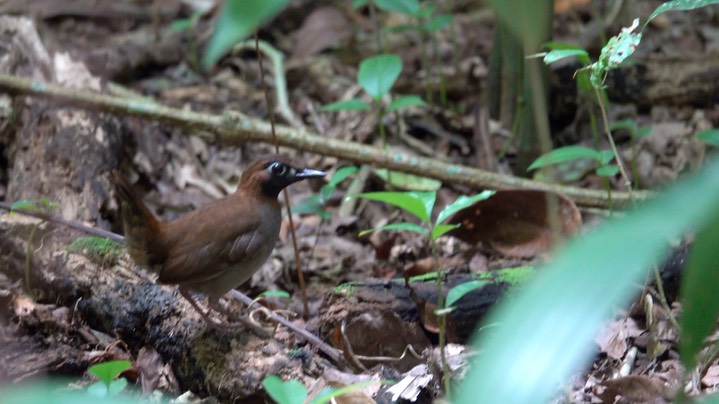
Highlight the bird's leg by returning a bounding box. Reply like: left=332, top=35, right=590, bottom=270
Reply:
left=178, top=287, right=225, bottom=329
left=209, top=296, right=274, bottom=338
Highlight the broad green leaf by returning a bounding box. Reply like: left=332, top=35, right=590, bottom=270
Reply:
left=351, top=0, right=369, bottom=9
left=446, top=280, right=488, bottom=308
left=456, top=156, right=719, bottom=404
left=321, top=99, right=371, bottom=111
left=597, top=150, right=615, bottom=166
left=425, top=14, right=452, bottom=32
left=88, top=360, right=132, bottom=385
left=327, top=166, right=359, bottom=189
left=310, top=380, right=381, bottom=404
left=259, top=290, right=291, bottom=299
left=387, top=95, right=426, bottom=111
left=543, top=49, right=589, bottom=65
left=595, top=165, right=619, bottom=177
left=358, top=54, right=403, bottom=99
left=263, top=375, right=307, bottom=404
left=436, top=191, right=496, bottom=225
left=374, top=0, right=420, bottom=15
left=407, top=191, right=437, bottom=223
left=359, top=222, right=428, bottom=237
left=680, top=210, right=719, bottom=370
left=202, top=0, right=290, bottom=70
left=645, top=0, right=719, bottom=27
left=528, top=146, right=601, bottom=171
left=2, top=383, right=136, bottom=404
left=697, top=129, right=719, bottom=146
left=373, top=168, right=441, bottom=191
left=356, top=191, right=431, bottom=222
left=590, top=19, right=641, bottom=87
left=431, top=223, right=460, bottom=240
left=489, top=0, right=553, bottom=51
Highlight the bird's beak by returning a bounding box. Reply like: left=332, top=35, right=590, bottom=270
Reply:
left=294, top=168, right=326, bottom=179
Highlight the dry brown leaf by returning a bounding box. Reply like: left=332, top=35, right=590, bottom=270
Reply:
left=448, top=189, right=581, bottom=257
left=593, top=375, right=673, bottom=403
left=595, top=318, right=644, bottom=360
left=292, top=6, right=352, bottom=59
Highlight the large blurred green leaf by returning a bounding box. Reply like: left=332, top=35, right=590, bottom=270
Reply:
left=489, top=0, right=552, bottom=51
left=456, top=156, right=719, bottom=403
left=358, top=54, right=403, bottom=99
left=374, top=0, right=420, bottom=15
left=680, top=211, right=719, bottom=370
left=202, top=0, right=290, bottom=70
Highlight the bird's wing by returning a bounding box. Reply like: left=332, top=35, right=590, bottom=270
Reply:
left=156, top=200, right=268, bottom=285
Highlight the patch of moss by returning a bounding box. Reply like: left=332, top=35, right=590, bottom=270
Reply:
left=67, top=236, right=124, bottom=267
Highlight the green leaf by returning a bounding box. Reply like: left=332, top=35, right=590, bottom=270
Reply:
left=374, top=0, right=420, bottom=15
left=446, top=280, right=487, bottom=308
left=645, top=0, right=719, bottom=27
left=259, top=290, right=291, bottom=299
left=358, top=54, right=403, bottom=99
left=263, top=375, right=308, bottom=404
left=528, top=146, right=601, bottom=171
left=327, top=166, right=359, bottom=189
left=310, top=380, right=381, bottom=404
left=697, top=129, right=719, bottom=146
left=425, top=14, right=452, bottom=32
left=356, top=191, right=431, bottom=222
left=359, top=222, right=428, bottom=237
left=609, top=118, right=638, bottom=134
left=202, top=0, right=290, bottom=70
left=431, top=223, right=460, bottom=240
left=590, top=19, right=641, bottom=87
left=373, top=168, right=442, bottom=191
left=436, top=191, right=496, bottom=225
left=351, top=0, right=369, bottom=9
left=88, top=360, right=132, bottom=385
left=10, top=198, right=57, bottom=213
left=456, top=156, right=719, bottom=404
left=321, top=99, right=371, bottom=111
left=597, top=150, right=615, bottom=166
left=680, top=210, right=719, bottom=370
left=543, top=49, right=589, bottom=65
left=387, top=95, right=426, bottom=111
left=595, top=165, right=619, bottom=177
left=407, top=191, right=437, bottom=223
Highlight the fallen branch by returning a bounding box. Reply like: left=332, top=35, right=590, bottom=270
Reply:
left=0, top=73, right=650, bottom=208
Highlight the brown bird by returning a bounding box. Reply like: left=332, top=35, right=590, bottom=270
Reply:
left=114, top=155, right=325, bottom=326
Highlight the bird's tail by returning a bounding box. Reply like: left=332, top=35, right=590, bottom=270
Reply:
left=113, top=170, right=163, bottom=271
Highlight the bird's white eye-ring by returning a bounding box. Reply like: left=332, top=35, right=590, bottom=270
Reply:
left=269, top=162, right=288, bottom=176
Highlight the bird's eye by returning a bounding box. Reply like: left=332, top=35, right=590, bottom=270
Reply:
left=269, top=162, right=288, bottom=176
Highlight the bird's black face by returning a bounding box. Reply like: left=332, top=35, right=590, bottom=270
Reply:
left=260, top=160, right=325, bottom=197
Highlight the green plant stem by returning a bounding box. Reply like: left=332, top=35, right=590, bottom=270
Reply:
left=652, top=265, right=680, bottom=331
left=432, top=29, right=447, bottom=108
left=419, top=24, right=433, bottom=104
left=594, top=87, right=633, bottom=200
left=24, top=223, right=39, bottom=293
left=369, top=1, right=385, bottom=53
left=432, top=237, right=451, bottom=398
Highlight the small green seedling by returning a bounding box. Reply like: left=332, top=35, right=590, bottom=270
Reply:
left=11, top=198, right=58, bottom=293
left=322, top=54, right=424, bottom=114
left=356, top=189, right=494, bottom=395
left=262, top=375, right=379, bottom=404
left=293, top=166, right=358, bottom=220
left=87, top=360, right=132, bottom=398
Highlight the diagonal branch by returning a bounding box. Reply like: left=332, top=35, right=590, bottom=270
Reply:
left=0, top=73, right=650, bottom=208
